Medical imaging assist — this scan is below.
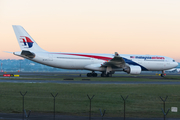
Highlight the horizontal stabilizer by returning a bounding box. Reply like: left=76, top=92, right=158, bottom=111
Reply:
left=3, top=51, right=13, bottom=54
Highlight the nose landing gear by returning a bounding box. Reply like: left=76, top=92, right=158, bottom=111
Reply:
left=161, top=70, right=166, bottom=77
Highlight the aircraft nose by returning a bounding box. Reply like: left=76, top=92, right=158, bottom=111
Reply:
left=174, top=62, right=178, bottom=67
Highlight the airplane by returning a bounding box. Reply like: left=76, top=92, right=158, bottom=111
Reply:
left=11, top=25, right=178, bottom=77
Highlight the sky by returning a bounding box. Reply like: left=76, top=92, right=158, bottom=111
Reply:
left=0, top=0, right=180, bottom=61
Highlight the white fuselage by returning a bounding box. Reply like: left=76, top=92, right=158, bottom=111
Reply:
left=14, top=51, right=178, bottom=72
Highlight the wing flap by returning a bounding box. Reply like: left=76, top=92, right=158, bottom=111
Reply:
left=102, top=52, right=125, bottom=68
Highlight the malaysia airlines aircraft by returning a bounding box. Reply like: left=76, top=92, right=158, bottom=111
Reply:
left=11, top=25, right=178, bottom=77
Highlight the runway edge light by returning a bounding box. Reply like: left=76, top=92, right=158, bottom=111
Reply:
left=3, top=74, right=11, bottom=77
left=14, top=75, right=20, bottom=77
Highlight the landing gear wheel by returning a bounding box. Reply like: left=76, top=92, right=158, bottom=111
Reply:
left=161, top=70, right=166, bottom=77
left=101, top=73, right=106, bottom=77
left=87, top=73, right=97, bottom=77
left=92, top=73, right=97, bottom=77
left=161, top=74, right=165, bottom=77
left=87, top=73, right=92, bottom=77
left=107, top=73, right=112, bottom=77
left=101, top=74, right=103, bottom=77
left=105, top=73, right=112, bottom=77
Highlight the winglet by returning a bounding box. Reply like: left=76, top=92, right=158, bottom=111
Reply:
left=115, top=52, right=120, bottom=57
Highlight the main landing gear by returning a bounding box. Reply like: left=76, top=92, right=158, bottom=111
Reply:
left=161, top=70, right=166, bottom=77
left=86, top=71, right=113, bottom=77
left=87, top=72, right=98, bottom=77
left=101, top=72, right=112, bottom=77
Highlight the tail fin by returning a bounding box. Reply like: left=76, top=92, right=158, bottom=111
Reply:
left=12, top=25, right=46, bottom=52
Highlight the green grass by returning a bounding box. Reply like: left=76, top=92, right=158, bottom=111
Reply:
left=1, top=76, right=180, bottom=82
left=164, top=75, right=180, bottom=80
left=0, top=83, right=180, bottom=118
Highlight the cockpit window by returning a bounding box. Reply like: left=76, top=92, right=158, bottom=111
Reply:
left=173, top=60, right=175, bottom=62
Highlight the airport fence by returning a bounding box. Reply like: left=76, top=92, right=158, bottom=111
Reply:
left=0, top=90, right=180, bottom=120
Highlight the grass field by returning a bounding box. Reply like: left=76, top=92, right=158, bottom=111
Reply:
left=0, top=82, right=180, bottom=118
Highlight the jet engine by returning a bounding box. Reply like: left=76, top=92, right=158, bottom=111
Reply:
left=123, top=65, right=141, bottom=75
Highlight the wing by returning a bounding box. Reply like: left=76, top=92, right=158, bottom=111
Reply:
left=102, top=52, right=126, bottom=68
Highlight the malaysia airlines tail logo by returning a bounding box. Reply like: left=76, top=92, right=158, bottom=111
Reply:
left=20, top=36, right=34, bottom=48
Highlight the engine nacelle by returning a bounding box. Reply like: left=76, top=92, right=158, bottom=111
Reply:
left=123, top=65, right=141, bottom=75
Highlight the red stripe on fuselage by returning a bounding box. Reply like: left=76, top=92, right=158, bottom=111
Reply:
left=54, top=53, right=112, bottom=61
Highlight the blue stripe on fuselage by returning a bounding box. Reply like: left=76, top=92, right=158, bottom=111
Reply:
left=122, top=57, right=148, bottom=71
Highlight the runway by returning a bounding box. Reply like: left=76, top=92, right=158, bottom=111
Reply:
left=0, top=79, right=180, bottom=85
left=0, top=72, right=180, bottom=85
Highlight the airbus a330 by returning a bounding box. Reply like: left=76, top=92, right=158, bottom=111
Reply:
left=11, top=25, right=178, bottom=77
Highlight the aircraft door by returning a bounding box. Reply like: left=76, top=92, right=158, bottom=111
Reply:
left=91, top=58, right=95, bottom=64
left=48, top=54, right=53, bottom=61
